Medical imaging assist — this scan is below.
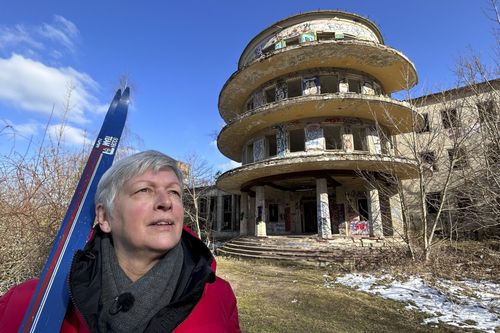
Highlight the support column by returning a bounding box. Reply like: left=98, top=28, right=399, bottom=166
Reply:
left=216, top=193, right=223, bottom=232
left=240, top=192, right=248, bottom=236
left=369, top=188, right=383, bottom=238
left=389, top=192, right=404, bottom=237
left=316, top=178, right=332, bottom=239
left=255, top=186, right=267, bottom=237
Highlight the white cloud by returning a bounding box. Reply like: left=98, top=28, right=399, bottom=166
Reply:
left=0, top=15, right=79, bottom=58
left=39, top=15, right=79, bottom=54
left=48, top=123, right=89, bottom=146
left=0, top=54, right=99, bottom=123
left=217, top=160, right=241, bottom=172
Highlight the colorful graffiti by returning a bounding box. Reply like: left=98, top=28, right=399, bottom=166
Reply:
left=275, top=80, right=288, bottom=101
left=305, top=123, right=323, bottom=150
left=275, top=124, right=288, bottom=157
left=302, top=76, right=320, bottom=95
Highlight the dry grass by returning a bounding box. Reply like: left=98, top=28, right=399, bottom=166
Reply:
left=216, top=256, right=476, bottom=333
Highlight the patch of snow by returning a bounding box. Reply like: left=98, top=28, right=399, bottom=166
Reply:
left=329, top=273, right=500, bottom=333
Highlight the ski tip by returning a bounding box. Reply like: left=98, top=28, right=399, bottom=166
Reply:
left=113, top=88, right=122, bottom=99
left=121, top=87, right=130, bottom=102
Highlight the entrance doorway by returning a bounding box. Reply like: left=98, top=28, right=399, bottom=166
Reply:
left=302, top=200, right=317, bottom=233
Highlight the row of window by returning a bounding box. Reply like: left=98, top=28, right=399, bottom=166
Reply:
left=243, top=124, right=391, bottom=164
left=418, top=100, right=497, bottom=132
left=246, top=73, right=383, bottom=111
left=260, top=31, right=356, bottom=56
left=420, top=143, right=499, bottom=171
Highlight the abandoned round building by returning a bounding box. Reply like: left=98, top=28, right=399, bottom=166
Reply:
left=216, top=10, right=424, bottom=238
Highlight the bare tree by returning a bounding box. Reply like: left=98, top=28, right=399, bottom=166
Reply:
left=181, top=153, right=216, bottom=244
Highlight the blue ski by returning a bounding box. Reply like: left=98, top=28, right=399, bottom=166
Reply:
left=19, top=87, right=130, bottom=333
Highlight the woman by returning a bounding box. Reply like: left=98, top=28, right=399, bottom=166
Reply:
left=0, top=150, right=240, bottom=332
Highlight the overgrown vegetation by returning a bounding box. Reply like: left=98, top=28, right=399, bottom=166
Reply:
left=217, top=256, right=473, bottom=333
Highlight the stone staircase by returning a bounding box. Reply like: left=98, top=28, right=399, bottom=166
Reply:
left=216, top=235, right=406, bottom=268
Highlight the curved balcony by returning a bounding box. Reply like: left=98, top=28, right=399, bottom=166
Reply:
left=217, top=93, right=423, bottom=161
left=216, top=152, right=420, bottom=193
left=219, top=39, right=418, bottom=121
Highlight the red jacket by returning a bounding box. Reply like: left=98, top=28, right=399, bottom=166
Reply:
left=0, top=227, right=240, bottom=333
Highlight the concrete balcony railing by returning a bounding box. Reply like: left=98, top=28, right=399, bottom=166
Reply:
left=219, top=39, right=418, bottom=122
left=216, top=151, right=420, bottom=193
left=217, top=94, right=423, bottom=161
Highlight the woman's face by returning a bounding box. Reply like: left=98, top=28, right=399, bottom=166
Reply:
left=97, top=168, right=184, bottom=260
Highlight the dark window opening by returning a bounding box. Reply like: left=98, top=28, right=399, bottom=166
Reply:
left=348, top=78, right=361, bottom=93
left=448, top=148, right=467, bottom=169
left=289, top=129, right=305, bottom=152
left=477, top=100, right=497, bottom=123
left=420, top=151, right=438, bottom=171
left=486, top=143, right=500, bottom=166
left=320, top=75, right=338, bottom=94
left=285, top=37, right=299, bottom=47
left=287, top=78, right=302, bottom=97
left=352, top=127, right=366, bottom=151
left=418, top=113, right=430, bottom=132
left=223, top=195, right=232, bottom=230
left=324, top=126, right=342, bottom=150
left=269, top=204, right=279, bottom=222
left=209, top=197, right=217, bottom=230
left=358, top=199, right=369, bottom=221
left=265, top=87, right=275, bottom=103
left=266, top=134, right=277, bottom=157
left=426, top=192, right=442, bottom=215
left=246, top=98, right=253, bottom=111
left=441, top=109, right=460, bottom=128
left=246, top=143, right=254, bottom=163
left=317, top=31, right=335, bottom=41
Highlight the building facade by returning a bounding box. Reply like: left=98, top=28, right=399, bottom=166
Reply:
left=216, top=11, right=425, bottom=239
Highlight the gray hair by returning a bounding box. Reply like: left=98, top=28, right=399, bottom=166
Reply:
left=95, top=150, right=184, bottom=217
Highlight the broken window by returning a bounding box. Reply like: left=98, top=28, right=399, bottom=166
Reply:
left=245, top=143, right=254, bottom=164
left=265, top=86, right=276, bottom=104
left=352, top=127, right=367, bottom=151
left=441, top=108, right=460, bottom=128
left=347, top=78, right=361, bottom=93
left=285, top=36, right=299, bottom=47
left=317, top=31, right=335, bottom=41
left=287, top=78, right=302, bottom=98
left=418, top=113, right=430, bottom=132
left=324, top=126, right=342, bottom=150
left=266, top=134, right=277, bottom=157
left=448, top=148, right=467, bottom=169
left=477, top=100, right=497, bottom=123
left=320, top=75, right=338, bottom=94
left=289, top=128, right=305, bottom=152
left=223, top=195, right=232, bottom=230
left=426, top=192, right=442, bottom=215
left=420, top=151, right=438, bottom=171
left=302, top=77, right=320, bottom=95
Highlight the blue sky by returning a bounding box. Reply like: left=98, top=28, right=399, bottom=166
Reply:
left=0, top=0, right=497, bottom=172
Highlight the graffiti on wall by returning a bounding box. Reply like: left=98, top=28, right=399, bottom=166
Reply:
left=302, top=76, right=320, bottom=95
left=305, top=124, right=323, bottom=150
left=275, top=80, right=288, bottom=101
left=275, top=124, right=288, bottom=157
left=253, top=90, right=266, bottom=108
left=317, top=200, right=331, bottom=237
left=253, top=138, right=265, bottom=161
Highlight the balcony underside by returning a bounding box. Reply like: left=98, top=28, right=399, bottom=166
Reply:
left=216, top=152, right=419, bottom=193
left=219, top=40, right=418, bottom=121
left=218, top=94, right=422, bottom=161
